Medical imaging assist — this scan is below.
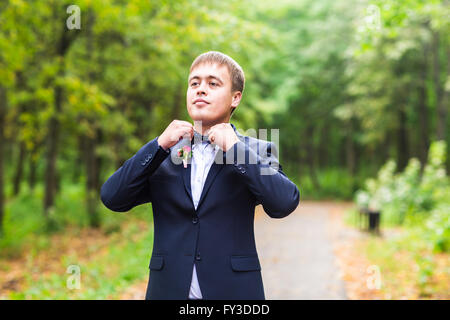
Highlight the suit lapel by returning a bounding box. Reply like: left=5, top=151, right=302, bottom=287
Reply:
left=181, top=147, right=225, bottom=212
left=196, top=159, right=224, bottom=211
left=182, top=162, right=193, bottom=201
left=171, top=138, right=194, bottom=203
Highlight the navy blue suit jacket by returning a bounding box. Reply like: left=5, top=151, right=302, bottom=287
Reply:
left=100, top=123, right=300, bottom=300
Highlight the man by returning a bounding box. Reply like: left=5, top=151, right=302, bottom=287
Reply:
left=100, top=51, right=300, bottom=300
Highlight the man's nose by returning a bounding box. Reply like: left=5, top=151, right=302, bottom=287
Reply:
left=196, top=82, right=208, bottom=96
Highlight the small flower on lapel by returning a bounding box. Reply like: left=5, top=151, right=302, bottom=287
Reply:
left=177, top=145, right=192, bottom=168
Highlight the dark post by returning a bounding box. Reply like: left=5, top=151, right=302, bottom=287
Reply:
left=368, top=210, right=381, bottom=234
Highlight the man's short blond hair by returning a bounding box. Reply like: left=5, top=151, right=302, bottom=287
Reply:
left=190, top=51, right=245, bottom=95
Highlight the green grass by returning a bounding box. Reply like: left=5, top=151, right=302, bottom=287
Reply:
left=1, top=180, right=155, bottom=299
left=0, top=182, right=150, bottom=258
left=343, top=206, right=449, bottom=299
left=7, top=219, right=153, bottom=300
left=358, top=230, right=449, bottom=299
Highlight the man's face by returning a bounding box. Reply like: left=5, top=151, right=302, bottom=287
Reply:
left=187, top=62, right=241, bottom=127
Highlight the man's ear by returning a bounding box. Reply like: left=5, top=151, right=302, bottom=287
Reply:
left=231, top=91, right=242, bottom=108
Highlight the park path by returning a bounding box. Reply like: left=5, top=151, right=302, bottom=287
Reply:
left=120, top=201, right=355, bottom=300
left=254, top=201, right=352, bottom=300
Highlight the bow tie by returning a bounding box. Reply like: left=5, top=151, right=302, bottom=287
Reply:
left=191, top=131, right=211, bottom=144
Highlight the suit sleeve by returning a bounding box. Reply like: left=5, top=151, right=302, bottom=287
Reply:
left=100, top=136, right=170, bottom=212
left=224, top=139, right=300, bottom=219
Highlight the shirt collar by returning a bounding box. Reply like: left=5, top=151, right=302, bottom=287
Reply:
left=192, top=131, right=210, bottom=146
left=192, top=141, right=219, bottom=154
left=190, top=122, right=238, bottom=145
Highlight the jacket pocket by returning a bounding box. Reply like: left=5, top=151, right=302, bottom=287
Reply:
left=230, top=255, right=261, bottom=272
left=149, top=255, right=164, bottom=270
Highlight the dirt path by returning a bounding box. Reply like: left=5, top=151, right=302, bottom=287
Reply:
left=254, top=201, right=352, bottom=299
left=120, top=201, right=356, bottom=300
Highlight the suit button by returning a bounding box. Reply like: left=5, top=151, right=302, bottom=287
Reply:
left=237, top=165, right=245, bottom=173
left=195, top=253, right=201, bottom=261
left=192, top=217, right=198, bottom=224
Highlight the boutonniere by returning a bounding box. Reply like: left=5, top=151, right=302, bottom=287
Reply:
left=177, top=145, right=192, bottom=168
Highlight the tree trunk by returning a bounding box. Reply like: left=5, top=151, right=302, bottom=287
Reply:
left=345, top=119, right=355, bottom=176
left=0, top=86, right=6, bottom=235
left=28, top=149, right=37, bottom=191
left=378, top=133, right=390, bottom=168
left=345, top=118, right=357, bottom=192
left=13, top=141, right=26, bottom=196
left=73, top=133, right=85, bottom=184
left=444, top=49, right=450, bottom=173
left=397, top=106, right=409, bottom=171
left=85, top=126, right=101, bottom=228
left=417, top=42, right=430, bottom=168
left=306, top=125, right=320, bottom=190
left=12, top=71, right=27, bottom=196
left=318, top=122, right=329, bottom=169
left=432, top=31, right=447, bottom=141
left=84, top=8, right=101, bottom=228
left=43, top=21, right=77, bottom=225
left=43, top=81, right=62, bottom=223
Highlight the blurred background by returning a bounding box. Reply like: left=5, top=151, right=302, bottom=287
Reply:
left=0, top=0, right=448, bottom=299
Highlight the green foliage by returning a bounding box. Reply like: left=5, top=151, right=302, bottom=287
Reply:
left=424, top=200, right=450, bottom=253
left=353, top=140, right=449, bottom=297
left=420, top=141, right=448, bottom=208
left=0, top=181, right=151, bottom=258
left=0, top=0, right=448, bottom=299
left=355, top=140, right=449, bottom=252
left=298, top=168, right=358, bottom=200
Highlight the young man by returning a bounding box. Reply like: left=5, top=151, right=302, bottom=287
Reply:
left=100, top=51, right=300, bottom=300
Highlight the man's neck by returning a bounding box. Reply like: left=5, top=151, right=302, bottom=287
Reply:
left=193, top=120, right=230, bottom=135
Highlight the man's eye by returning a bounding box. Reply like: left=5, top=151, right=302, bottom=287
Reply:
left=191, top=82, right=198, bottom=86
left=210, top=82, right=217, bottom=86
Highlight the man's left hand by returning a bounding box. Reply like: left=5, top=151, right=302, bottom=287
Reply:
left=206, top=123, right=239, bottom=152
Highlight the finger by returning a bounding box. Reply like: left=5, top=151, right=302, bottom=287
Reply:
left=177, top=121, right=194, bottom=128
left=177, top=124, right=194, bottom=132
left=208, top=124, right=220, bottom=131
left=206, top=127, right=216, bottom=137
left=177, top=124, right=193, bottom=134
left=177, top=127, right=193, bottom=140
left=204, top=128, right=212, bottom=137
left=208, top=130, right=216, bottom=143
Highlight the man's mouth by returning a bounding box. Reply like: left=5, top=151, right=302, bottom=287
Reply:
left=194, top=99, right=209, bottom=104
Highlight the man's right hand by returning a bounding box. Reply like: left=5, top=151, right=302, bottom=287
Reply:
left=157, top=120, right=194, bottom=151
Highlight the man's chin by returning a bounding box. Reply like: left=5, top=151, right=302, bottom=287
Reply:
left=190, top=115, right=214, bottom=126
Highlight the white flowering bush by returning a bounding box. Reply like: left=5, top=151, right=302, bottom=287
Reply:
left=354, top=141, right=449, bottom=252
left=355, top=160, right=396, bottom=211
left=388, top=158, right=422, bottom=224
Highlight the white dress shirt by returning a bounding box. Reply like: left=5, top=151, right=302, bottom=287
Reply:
left=188, top=139, right=219, bottom=300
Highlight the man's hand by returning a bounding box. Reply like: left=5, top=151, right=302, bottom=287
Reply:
left=206, top=123, right=239, bottom=152
left=157, top=120, right=194, bottom=151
